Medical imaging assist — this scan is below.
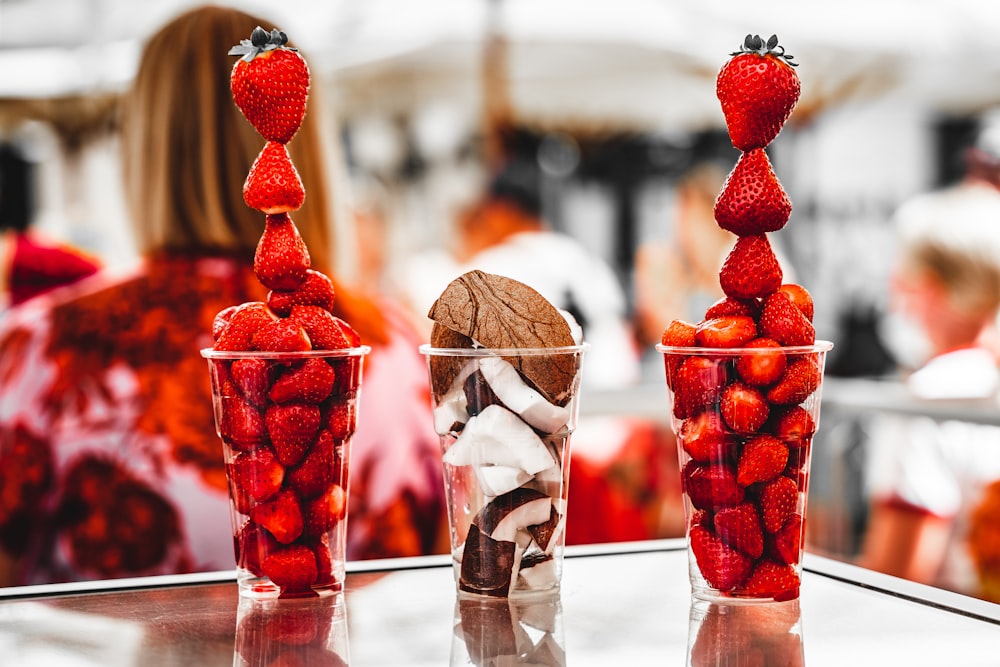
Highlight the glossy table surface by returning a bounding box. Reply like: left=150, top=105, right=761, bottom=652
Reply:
left=1, top=540, right=998, bottom=666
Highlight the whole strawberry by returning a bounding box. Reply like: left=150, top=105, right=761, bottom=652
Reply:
left=717, top=34, right=800, bottom=151
left=254, top=213, right=311, bottom=291
left=229, top=27, right=309, bottom=144
left=714, top=148, right=791, bottom=236
left=244, top=141, right=305, bottom=214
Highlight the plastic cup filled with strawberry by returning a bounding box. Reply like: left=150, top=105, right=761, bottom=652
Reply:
left=201, top=27, right=370, bottom=598
left=657, top=35, right=833, bottom=602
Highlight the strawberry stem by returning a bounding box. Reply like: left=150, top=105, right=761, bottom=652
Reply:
left=229, top=26, right=297, bottom=62
left=731, top=33, right=798, bottom=67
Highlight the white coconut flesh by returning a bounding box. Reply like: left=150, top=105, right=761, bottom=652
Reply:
left=442, top=405, right=558, bottom=475
left=475, top=487, right=554, bottom=543
left=478, top=356, right=570, bottom=433
left=476, top=464, right=534, bottom=497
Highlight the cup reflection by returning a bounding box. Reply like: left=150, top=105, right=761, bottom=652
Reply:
left=451, top=592, right=565, bottom=666
left=234, top=592, right=350, bottom=666
left=687, top=598, right=804, bottom=667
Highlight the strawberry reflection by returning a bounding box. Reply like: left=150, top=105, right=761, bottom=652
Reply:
left=451, top=592, right=564, bottom=666
left=687, top=598, right=803, bottom=667
left=234, top=593, right=349, bottom=666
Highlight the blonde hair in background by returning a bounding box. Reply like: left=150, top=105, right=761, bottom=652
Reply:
left=895, top=181, right=1000, bottom=320
left=120, top=4, right=349, bottom=279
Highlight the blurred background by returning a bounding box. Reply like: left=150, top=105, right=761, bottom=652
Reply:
left=4, top=0, right=1000, bottom=598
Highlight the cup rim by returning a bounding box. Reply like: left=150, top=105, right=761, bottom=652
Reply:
left=655, top=340, right=834, bottom=355
left=200, top=346, right=372, bottom=360
left=419, top=342, right=590, bottom=357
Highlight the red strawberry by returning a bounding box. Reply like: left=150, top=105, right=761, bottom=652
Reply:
left=267, top=269, right=336, bottom=316
left=679, top=409, right=738, bottom=463
left=235, top=519, right=280, bottom=577
left=777, top=283, right=814, bottom=321
left=287, top=305, right=354, bottom=350
left=735, top=338, right=787, bottom=386
left=229, top=27, right=309, bottom=144
left=670, top=356, right=728, bottom=419
left=265, top=403, right=322, bottom=466
left=230, top=358, right=272, bottom=407
left=766, top=357, right=821, bottom=405
left=689, top=524, right=753, bottom=591
left=719, top=234, right=783, bottom=300
left=251, top=488, right=304, bottom=544
left=661, top=319, right=697, bottom=347
left=714, top=148, right=791, bottom=236
left=218, top=389, right=267, bottom=451
left=243, top=141, right=305, bottom=214
left=327, top=398, right=357, bottom=440
left=714, top=502, right=764, bottom=559
left=771, top=513, right=803, bottom=565
left=737, top=434, right=788, bottom=487
left=716, top=34, right=800, bottom=151
left=759, top=475, right=798, bottom=533
left=738, top=559, right=800, bottom=601
left=694, top=316, right=757, bottom=348
left=251, top=317, right=312, bottom=352
left=772, top=406, right=816, bottom=446
left=759, top=291, right=815, bottom=347
left=683, top=461, right=745, bottom=511
left=230, top=446, right=285, bottom=508
left=310, top=534, right=338, bottom=587
left=704, top=296, right=759, bottom=320
left=213, top=305, right=239, bottom=340
left=269, top=358, right=336, bottom=404
left=286, top=430, right=339, bottom=499
left=215, top=302, right=274, bottom=351
left=302, top=484, right=347, bottom=537
left=720, top=382, right=769, bottom=435
left=254, top=213, right=311, bottom=291
left=261, top=544, right=319, bottom=596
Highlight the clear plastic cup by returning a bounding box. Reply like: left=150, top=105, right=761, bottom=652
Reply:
left=451, top=592, right=564, bottom=665
left=687, top=598, right=803, bottom=666
left=202, top=346, right=370, bottom=598
left=657, top=342, right=832, bottom=602
left=234, top=592, right=350, bottom=666
left=420, top=344, right=586, bottom=597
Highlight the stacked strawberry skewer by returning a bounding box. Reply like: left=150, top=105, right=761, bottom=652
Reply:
left=208, top=28, right=362, bottom=597
left=661, top=35, right=824, bottom=601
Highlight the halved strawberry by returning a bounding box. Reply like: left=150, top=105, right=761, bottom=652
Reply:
left=244, top=141, right=305, bottom=214
left=772, top=406, right=816, bottom=446
left=230, top=446, right=285, bottom=509
left=720, top=382, right=770, bottom=435
left=286, top=430, right=338, bottom=500
left=770, top=513, right=803, bottom=565
left=251, top=488, right=304, bottom=544
left=670, top=356, right=728, bottom=419
left=777, top=283, right=814, bottom=321
left=215, top=302, right=275, bottom=351
left=230, top=358, right=272, bottom=407
left=229, top=27, right=310, bottom=145
left=302, top=484, right=347, bottom=537
left=714, top=148, right=791, bottom=236
left=714, top=502, right=764, bottom=559
left=689, top=524, right=753, bottom=591
left=736, top=434, right=788, bottom=487
left=735, top=338, right=787, bottom=386
left=269, top=358, right=336, bottom=404
left=268, top=270, right=336, bottom=316
left=683, top=461, right=745, bottom=511
left=759, top=291, right=815, bottom=347
left=265, top=403, right=322, bottom=466
left=262, top=544, right=319, bottom=596
left=251, top=318, right=312, bottom=352
left=287, top=306, right=353, bottom=350
left=704, top=296, right=759, bottom=320
left=737, top=559, right=800, bottom=601
left=661, top=319, right=697, bottom=347
left=218, top=389, right=267, bottom=451
left=254, top=213, right=311, bottom=291
left=695, top=316, right=757, bottom=348
left=679, top=409, right=738, bottom=463
left=759, top=475, right=798, bottom=533
left=719, top=235, right=783, bottom=300
left=766, top=357, right=821, bottom=405
left=234, top=518, right=280, bottom=577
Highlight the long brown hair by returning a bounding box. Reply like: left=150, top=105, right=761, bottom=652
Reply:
left=121, top=5, right=387, bottom=343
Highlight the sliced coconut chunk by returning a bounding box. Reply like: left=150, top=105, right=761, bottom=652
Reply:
left=518, top=553, right=558, bottom=591
left=527, top=505, right=563, bottom=552
left=459, top=524, right=523, bottom=597
left=433, top=389, right=469, bottom=434
left=475, top=487, right=554, bottom=543
left=442, top=405, right=557, bottom=474
left=479, top=357, right=570, bottom=433
left=477, top=465, right=533, bottom=497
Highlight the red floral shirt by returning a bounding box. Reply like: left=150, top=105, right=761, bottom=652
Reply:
left=0, top=255, right=443, bottom=585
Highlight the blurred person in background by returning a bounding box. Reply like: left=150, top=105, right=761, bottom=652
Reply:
left=0, top=142, right=99, bottom=311
left=860, top=170, right=1000, bottom=596
left=0, top=5, right=443, bottom=587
